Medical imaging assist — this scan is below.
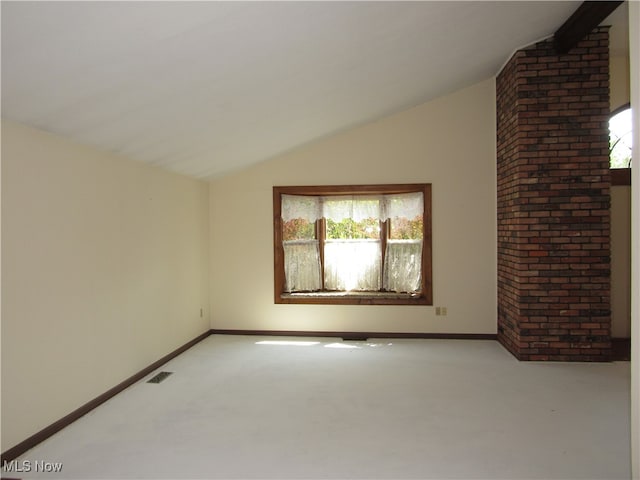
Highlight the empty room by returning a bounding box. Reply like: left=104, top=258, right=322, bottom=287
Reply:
left=1, top=1, right=638, bottom=479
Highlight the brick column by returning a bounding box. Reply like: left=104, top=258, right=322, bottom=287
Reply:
left=496, top=28, right=611, bottom=361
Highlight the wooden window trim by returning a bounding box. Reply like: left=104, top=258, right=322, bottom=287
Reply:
left=273, top=184, right=432, bottom=306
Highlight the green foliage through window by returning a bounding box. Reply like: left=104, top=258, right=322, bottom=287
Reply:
left=326, top=217, right=380, bottom=240
left=390, top=215, right=423, bottom=240
left=610, top=107, right=632, bottom=168
left=283, top=218, right=315, bottom=241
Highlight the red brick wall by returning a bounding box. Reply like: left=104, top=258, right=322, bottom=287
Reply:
left=496, top=28, right=611, bottom=361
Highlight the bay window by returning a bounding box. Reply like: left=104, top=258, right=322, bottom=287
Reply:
left=273, top=184, right=432, bottom=305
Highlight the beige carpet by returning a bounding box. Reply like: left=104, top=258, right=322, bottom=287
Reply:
left=3, top=334, right=631, bottom=479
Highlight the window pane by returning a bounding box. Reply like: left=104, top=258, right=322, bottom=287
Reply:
left=283, top=219, right=315, bottom=241
left=326, top=217, right=380, bottom=240
left=609, top=108, right=632, bottom=168
left=383, top=241, right=422, bottom=293
left=281, top=195, right=318, bottom=241
left=324, top=197, right=381, bottom=240
left=324, top=240, right=382, bottom=291
left=389, top=215, right=424, bottom=240
left=383, top=192, right=423, bottom=221
left=284, top=241, right=321, bottom=292
left=386, top=192, right=424, bottom=239
left=323, top=196, right=381, bottom=223
left=282, top=195, right=321, bottom=222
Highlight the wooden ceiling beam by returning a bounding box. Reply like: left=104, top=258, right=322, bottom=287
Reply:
left=554, top=1, right=623, bottom=54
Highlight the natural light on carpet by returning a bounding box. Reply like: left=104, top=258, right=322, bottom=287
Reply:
left=324, top=343, right=361, bottom=349
left=255, top=340, right=394, bottom=348
left=255, top=340, right=320, bottom=346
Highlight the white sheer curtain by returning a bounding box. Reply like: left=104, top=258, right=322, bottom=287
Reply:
left=281, top=194, right=321, bottom=223
left=281, top=192, right=423, bottom=293
left=382, top=192, right=423, bottom=293
left=324, top=240, right=382, bottom=291
left=283, top=241, right=321, bottom=292
left=282, top=195, right=321, bottom=292
left=282, top=192, right=423, bottom=226
left=323, top=196, right=382, bottom=291
left=322, top=196, right=382, bottom=222
left=383, top=240, right=422, bottom=292
left=383, top=192, right=423, bottom=221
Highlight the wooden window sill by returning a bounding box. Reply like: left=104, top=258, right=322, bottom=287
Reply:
left=278, top=291, right=429, bottom=305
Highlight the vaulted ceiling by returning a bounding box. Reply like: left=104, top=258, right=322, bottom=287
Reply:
left=1, top=1, right=629, bottom=179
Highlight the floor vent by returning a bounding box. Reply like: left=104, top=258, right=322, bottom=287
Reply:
left=147, top=371, right=173, bottom=384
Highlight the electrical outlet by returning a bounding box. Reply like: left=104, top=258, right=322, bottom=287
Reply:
left=441, top=307, right=447, bottom=316
left=436, top=307, right=441, bottom=315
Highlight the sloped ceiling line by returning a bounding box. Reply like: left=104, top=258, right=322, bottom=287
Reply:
left=2, top=1, right=627, bottom=180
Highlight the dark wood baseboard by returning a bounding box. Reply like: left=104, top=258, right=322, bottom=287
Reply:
left=210, top=329, right=497, bottom=341
left=1, top=330, right=211, bottom=464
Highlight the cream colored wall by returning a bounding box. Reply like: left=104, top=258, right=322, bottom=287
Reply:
left=209, top=79, right=497, bottom=334
left=611, top=54, right=630, bottom=112
left=1, top=121, right=210, bottom=449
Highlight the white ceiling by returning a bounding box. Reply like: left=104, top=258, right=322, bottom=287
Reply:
left=1, top=1, right=628, bottom=180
